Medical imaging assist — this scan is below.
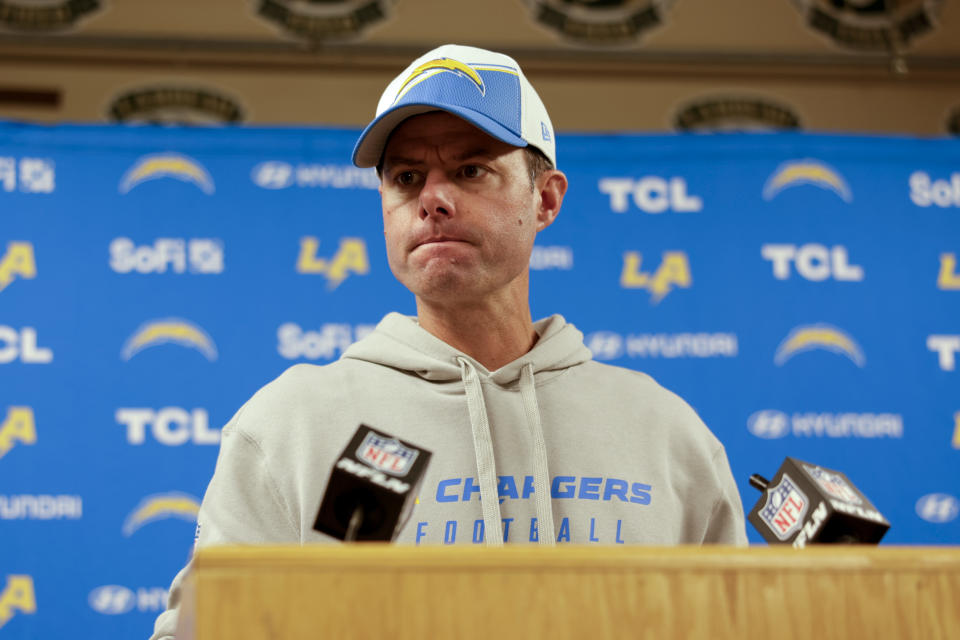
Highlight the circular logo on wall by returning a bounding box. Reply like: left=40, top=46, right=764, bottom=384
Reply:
left=523, top=0, right=676, bottom=46
left=915, top=493, right=959, bottom=524
left=107, top=86, right=245, bottom=125
left=674, top=96, right=802, bottom=132
left=747, top=410, right=791, bottom=439
left=0, top=0, right=102, bottom=32
left=251, top=161, right=295, bottom=189
left=584, top=331, right=624, bottom=361
left=254, top=0, right=395, bottom=41
left=790, top=0, right=943, bottom=52
left=88, top=585, right=136, bottom=615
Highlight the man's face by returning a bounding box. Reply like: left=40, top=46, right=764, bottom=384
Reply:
left=379, top=112, right=558, bottom=307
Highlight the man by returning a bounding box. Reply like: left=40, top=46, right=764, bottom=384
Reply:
left=150, top=44, right=746, bottom=639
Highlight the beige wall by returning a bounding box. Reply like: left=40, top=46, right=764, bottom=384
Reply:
left=0, top=0, right=957, bottom=135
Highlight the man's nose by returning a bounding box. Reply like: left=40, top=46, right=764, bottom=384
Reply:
left=418, top=171, right=455, bottom=220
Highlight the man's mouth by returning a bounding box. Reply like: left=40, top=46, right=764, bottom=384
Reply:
left=415, top=235, right=469, bottom=249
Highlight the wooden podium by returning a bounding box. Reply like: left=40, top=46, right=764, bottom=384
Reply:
left=176, top=545, right=960, bottom=640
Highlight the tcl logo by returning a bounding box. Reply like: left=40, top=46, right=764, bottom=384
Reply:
left=115, top=408, right=219, bottom=445
left=0, top=327, right=52, bottom=364
left=761, top=244, right=863, bottom=281
left=599, top=177, right=702, bottom=213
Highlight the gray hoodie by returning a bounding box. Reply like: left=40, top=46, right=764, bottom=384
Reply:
left=150, top=313, right=746, bottom=639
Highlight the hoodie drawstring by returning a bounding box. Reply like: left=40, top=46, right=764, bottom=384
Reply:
left=458, top=357, right=504, bottom=546
left=457, top=357, right=556, bottom=547
left=520, top=363, right=556, bottom=546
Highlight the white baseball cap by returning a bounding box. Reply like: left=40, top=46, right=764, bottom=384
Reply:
left=352, top=44, right=556, bottom=169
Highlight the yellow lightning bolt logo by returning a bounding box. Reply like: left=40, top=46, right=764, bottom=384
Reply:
left=394, top=58, right=485, bottom=103
left=122, top=492, right=201, bottom=536
left=774, top=324, right=865, bottom=367
left=121, top=318, right=218, bottom=361
left=763, top=159, right=852, bottom=202
left=119, top=153, right=215, bottom=194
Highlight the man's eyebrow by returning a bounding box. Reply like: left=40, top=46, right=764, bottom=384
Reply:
left=454, top=147, right=496, bottom=162
left=382, top=147, right=499, bottom=170
left=381, top=155, right=422, bottom=170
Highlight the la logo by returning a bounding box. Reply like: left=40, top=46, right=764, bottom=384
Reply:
left=0, top=576, right=36, bottom=629
left=620, top=251, right=692, bottom=303
left=0, top=407, right=36, bottom=459
left=0, top=242, right=36, bottom=293
left=296, top=237, right=370, bottom=289
left=938, top=253, right=960, bottom=290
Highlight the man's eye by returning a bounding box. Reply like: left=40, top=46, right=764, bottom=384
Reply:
left=460, top=165, right=486, bottom=179
left=395, top=171, right=418, bottom=186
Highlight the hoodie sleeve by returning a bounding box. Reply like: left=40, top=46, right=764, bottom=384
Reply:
left=148, top=411, right=300, bottom=639
left=701, top=445, right=749, bottom=546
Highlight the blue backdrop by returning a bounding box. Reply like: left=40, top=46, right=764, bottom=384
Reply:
left=1, top=121, right=958, bottom=638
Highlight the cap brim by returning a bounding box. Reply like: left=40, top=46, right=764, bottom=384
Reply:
left=352, top=102, right=528, bottom=168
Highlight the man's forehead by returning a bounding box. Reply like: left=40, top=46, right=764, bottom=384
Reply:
left=383, top=112, right=521, bottom=160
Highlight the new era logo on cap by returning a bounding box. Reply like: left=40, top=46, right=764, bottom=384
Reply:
left=352, top=44, right=556, bottom=169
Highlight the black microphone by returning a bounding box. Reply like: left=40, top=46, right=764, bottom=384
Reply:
left=313, top=424, right=431, bottom=542
left=747, top=457, right=890, bottom=548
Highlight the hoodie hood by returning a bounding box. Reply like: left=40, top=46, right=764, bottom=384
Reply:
left=342, top=312, right=593, bottom=385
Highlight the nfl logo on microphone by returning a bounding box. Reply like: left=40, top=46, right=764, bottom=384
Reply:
left=804, top=464, right=862, bottom=505
left=358, top=432, right=419, bottom=477
left=760, top=474, right=809, bottom=540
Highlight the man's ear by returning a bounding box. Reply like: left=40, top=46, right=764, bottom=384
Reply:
left=535, top=169, right=567, bottom=231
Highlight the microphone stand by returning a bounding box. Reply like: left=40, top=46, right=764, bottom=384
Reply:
left=344, top=506, right=363, bottom=542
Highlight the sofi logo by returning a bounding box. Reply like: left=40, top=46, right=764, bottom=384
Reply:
left=0, top=157, right=54, bottom=193
left=0, top=407, right=35, bottom=460
left=109, top=237, right=223, bottom=274
left=909, top=171, right=960, bottom=208
left=599, top=177, right=703, bottom=213
left=278, top=322, right=376, bottom=361
left=0, top=576, right=36, bottom=629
